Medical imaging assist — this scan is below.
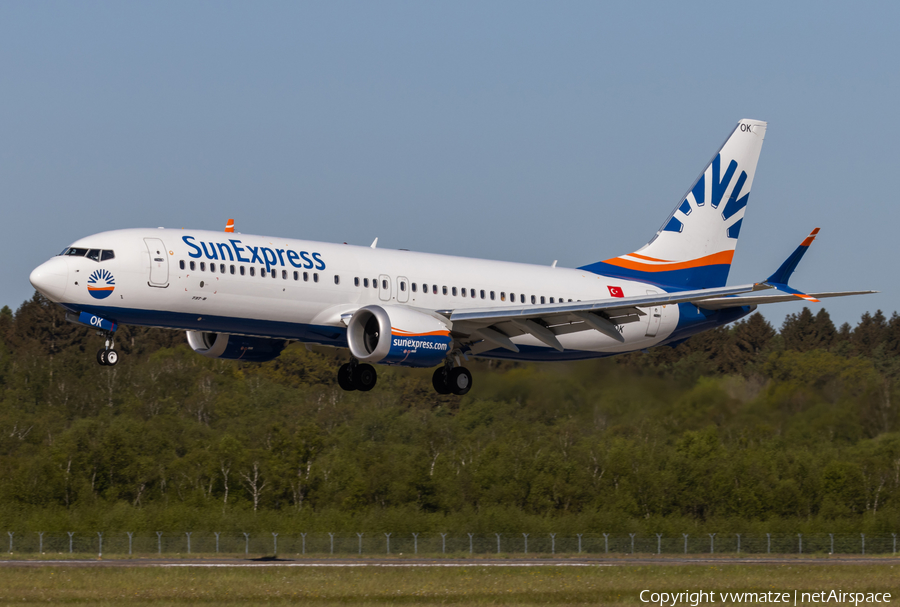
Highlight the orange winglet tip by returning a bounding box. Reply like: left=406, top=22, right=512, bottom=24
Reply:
left=225, top=219, right=235, bottom=233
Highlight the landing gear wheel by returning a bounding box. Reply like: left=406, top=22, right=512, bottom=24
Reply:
left=448, top=367, right=472, bottom=395
left=105, top=350, right=119, bottom=366
left=353, top=364, right=377, bottom=391
left=431, top=367, right=452, bottom=395
left=97, top=349, right=108, bottom=366
left=337, top=363, right=357, bottom=391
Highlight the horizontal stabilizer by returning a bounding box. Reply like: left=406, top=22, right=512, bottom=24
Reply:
left=698, top=290, right=877, bottom=310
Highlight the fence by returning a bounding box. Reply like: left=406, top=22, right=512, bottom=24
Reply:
left=3, top=532, right=898, bottom=557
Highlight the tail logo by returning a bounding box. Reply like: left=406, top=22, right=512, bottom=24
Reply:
left=662, top=154, right=749, bottom=240
left=87, top=269, right=115, bottom=299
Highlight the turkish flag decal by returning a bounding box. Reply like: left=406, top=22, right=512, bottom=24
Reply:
left=608, top=286, right=624, bottom=298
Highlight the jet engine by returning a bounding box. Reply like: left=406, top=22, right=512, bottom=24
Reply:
left=347, top=305, right=451, bottom=367
left=186, top=331, right=287, bottom=362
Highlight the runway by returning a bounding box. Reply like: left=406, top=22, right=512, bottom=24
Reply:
left=1, top=556, right=898, bottom=567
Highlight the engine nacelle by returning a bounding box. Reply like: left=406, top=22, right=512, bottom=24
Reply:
left=347, top=305, right=451, bottom=367
left=185, top=331, right=287, bottom=362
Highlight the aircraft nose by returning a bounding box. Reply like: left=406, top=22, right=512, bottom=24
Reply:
left=29, top=257, right=68, bottom=301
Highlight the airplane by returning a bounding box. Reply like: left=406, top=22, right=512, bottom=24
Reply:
left=29, top=119, right=874, bottom=395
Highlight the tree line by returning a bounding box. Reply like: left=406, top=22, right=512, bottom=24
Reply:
left=0, top=294, right=899, bottom=534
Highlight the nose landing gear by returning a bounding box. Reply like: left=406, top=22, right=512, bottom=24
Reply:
left=97, top=336, right=119, bottom=366
left=337, top=361, right=377, bottom=392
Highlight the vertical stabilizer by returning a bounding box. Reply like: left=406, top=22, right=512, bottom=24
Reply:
left=580, top=119, right=767, bottom=289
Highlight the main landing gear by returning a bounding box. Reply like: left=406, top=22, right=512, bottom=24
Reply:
left=432, top=365, right=472, bottom=396
left=337, top=361, right=377, bottom=392
left=96, top=335, right=119, bottom=366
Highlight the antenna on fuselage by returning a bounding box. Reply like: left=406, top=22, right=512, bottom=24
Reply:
left=370, top=238, right=378, bottom=248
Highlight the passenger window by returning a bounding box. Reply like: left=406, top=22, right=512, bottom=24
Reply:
left=87, top=249, right=101, bottom=262
left=568, top=299, right=573, bottom=302
left=510, top=293, right=516, bottom=302
left=480, top=290, right=485, bottom=299
left=549, top=297, right=554, bottom=303
left=354, top=277, right=360, bottom=287
left=179, top=260, right=185, bottom=270
left=293, top=271, right=299, bottom=280
left=334, top=275, right=340, bottom=285
left=240, top=266, right=245, bottom=275
left=270, top=270, right=275, bottom=278
left=190, top=261, right=196, bottom=271
left=412, top=283, right=417, bottom=292
left=373, top=278, right=378, bottom=288
left=460, top=288, right=465, bottom=297
left=422, top=283, right=428, bottom=292
left=382, top=279, right=387, bottom=289
left=218, top=264, right=224, bottom=273
left=501, top=292, right=506, bottom=301
left=400, top=281, right=406, bottom=291
left=230, top=265, right=235, bottom=274
left=490, top=291, right=495, bottom=300
left=531, top=295, right=536, bottom=304
left=283, top=270, right=288, bottom=279
left=314, top=273, right=319, bottom=283
left=520, top=294, right=525, bottom=303
left=432, top=285, right=438, bottom=294
left=210, top=264, right=216, bottom=273
left=303, top=272, right=309, bottom=281
left=540, top=296, right=545, bottom=304
left=200, top=262, right=206, bottom=271
left=250, top=267, right=255, bottom=276
left=363, top=278, right=369, bottom=287
left=470, top=289, right=475, bottom=298
left=101, top=250, right=115, bottom=261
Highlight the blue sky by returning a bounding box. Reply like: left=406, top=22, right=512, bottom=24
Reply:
left=2, top=2, right=896, bottom=328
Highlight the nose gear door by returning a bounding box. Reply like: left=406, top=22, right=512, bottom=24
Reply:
left=144, top=238, right=169, bottom=287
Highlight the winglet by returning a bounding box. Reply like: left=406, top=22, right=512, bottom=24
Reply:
left=225, top=219, right=235, bottom=233
left=764, top=228, right=821, bottom=302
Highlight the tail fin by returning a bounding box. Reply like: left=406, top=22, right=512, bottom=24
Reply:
left=580, top=119, right=767, bottom=289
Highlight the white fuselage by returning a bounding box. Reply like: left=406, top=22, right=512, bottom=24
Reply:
left=31, top=228, right=681, bottom=360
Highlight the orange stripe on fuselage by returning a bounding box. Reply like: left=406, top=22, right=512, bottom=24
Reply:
left=602, top=250, right=734, bottom=272
left=625, top=252, right=672, bottom=262
left=87, top=286, right=115, bottom=292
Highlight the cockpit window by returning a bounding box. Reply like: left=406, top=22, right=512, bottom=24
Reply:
left=101, top=250, right=115, bottom=261
left=87, top=249, right=101, bottom=261
left=64, top=248, right=89, bottom=257
left=60, top=247, right=115, bottom=261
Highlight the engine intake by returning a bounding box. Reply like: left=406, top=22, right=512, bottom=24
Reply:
left=347, top=305, right=451, bottom=368
left=186, top=331, right=286, bottom=362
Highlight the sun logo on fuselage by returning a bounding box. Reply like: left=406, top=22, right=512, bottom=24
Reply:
left=87, top=268, right=115, bottom=299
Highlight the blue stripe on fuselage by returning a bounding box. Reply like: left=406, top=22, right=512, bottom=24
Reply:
left=576, top=261, right=731, bottom=290
left=60, top=303, right=348, bottom=346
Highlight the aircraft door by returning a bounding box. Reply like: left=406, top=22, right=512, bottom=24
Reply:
left=645, top=289, right=661, bottom=337
left=397, top=276, right=409, bottom=303
left=378, top=274, right=391, bottom=301
left=144, top=238, right=169, bottom=287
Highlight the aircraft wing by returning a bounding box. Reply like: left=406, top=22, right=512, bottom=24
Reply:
left=444, top=283, right=771, bottom=353
left=696, top=290, right=877, bottom=310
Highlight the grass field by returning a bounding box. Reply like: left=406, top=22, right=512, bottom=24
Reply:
left=0, top=563, right=895, bottom=606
